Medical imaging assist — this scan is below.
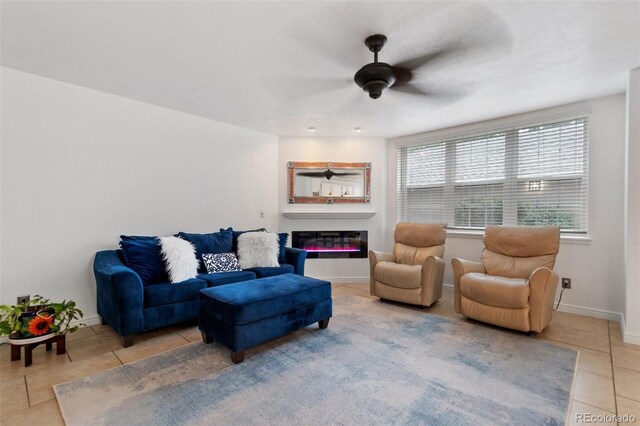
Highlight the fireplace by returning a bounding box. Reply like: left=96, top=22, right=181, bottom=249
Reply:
left=292, top=231, right=368, bottom=259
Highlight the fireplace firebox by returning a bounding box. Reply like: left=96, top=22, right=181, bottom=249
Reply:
left=292, top=231, right=368, bottom=259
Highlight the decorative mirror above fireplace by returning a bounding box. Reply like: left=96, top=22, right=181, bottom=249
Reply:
left=288, top=161, right=371, bottom=204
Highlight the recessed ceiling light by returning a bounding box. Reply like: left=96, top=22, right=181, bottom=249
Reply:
left=354, top=127, right=362, bottom=132
left=307, top=127, right=316, bottom=132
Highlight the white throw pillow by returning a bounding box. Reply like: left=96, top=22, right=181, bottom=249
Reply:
left=159, top=236, right=199, bottom=283
left=237, top=232, right=280, bottom=269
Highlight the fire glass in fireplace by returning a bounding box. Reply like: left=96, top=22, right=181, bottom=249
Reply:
left=292, top=231, right=368, bottom=259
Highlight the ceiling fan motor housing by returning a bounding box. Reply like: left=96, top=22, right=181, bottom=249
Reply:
left=354, top=62, right=398, bottom=99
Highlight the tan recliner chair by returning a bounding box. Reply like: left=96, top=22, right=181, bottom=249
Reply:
left=369, top=222, right=447, bottom=307
left=452, top=226, right=560, bottom=333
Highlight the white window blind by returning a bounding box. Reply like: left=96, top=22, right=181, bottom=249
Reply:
left=397, top=117, right=589, bottom=233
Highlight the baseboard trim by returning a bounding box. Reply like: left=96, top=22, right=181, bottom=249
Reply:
left=555, top=303, right=622, bottom=323
left=619, top=316, right=640, bottom=344
left=0, top=314, right=101, bottom=345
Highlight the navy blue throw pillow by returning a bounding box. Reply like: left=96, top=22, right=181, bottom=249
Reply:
left=119, top=235, right=167, bottom=285
left=277, top=232, right=288, bottom=264
left=177, top=230, right=233, bottom=271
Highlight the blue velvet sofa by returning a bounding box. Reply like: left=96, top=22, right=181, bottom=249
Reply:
left=94, top=229, right=307, bottom=347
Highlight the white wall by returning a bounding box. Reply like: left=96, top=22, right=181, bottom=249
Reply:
left=0, top=68, right=279, bottom=319
left=278, top=137, right=388, bottom=282
left=624, top=68, right=640, bottom=344
left=388, top=95, right=627, bottom=319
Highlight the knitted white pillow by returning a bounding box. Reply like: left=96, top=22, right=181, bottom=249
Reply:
left=159, top=236, right=199, bottom=283
left=237, top=232, right=280, bottom=269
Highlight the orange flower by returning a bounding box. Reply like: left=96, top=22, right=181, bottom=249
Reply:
left=28, top=315, right=53, bottom=336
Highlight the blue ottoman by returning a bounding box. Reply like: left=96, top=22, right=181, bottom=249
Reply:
left=198, top=273, right=332, bottom=363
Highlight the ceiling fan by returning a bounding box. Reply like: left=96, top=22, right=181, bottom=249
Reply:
left=354, top=34, right=433, bottom=100
left=296, top=169, right=360, bottom=180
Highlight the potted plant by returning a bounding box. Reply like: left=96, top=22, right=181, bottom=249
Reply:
left=0, top=295, right=84, bottom=343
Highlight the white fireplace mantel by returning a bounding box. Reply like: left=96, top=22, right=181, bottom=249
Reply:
left=282, top=211, right=377, bottom=219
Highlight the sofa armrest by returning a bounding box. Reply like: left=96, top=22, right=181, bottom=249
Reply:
left=369, top=250, right=395, bottom=295
left=285, top=247, right=307, bottom=276
left=94, top=250, right=144, bottom=336
left=451, top=258, right=486, bottom=313
left=528, top=267, right=559, bottom=333
left=421, top=256, right=445, bottom=306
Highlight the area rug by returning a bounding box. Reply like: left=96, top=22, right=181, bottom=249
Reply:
left=54, top=296, right=577, bottom=425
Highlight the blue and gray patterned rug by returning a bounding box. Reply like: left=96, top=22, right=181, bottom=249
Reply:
left=55, top=296, right=577, bottom=425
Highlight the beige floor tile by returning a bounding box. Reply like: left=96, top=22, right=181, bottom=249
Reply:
left=65, top=333, right=123, bottom=362
left=332, top=286, right=367, bottom=298
left=90, top=323, right=118, bottom=336
left=610, top=327, right=640, bottom=352
left=0, top=376, right=29, bottom=415
left=0, top=344, right=71, bottom=381
left=537, top=339, right=613, bottom=378
left=137, top=325, right=191, bottom=341
left=612, top=345, right=640, bottom=372
left=26, top=352, right=121, bottom=406
left=440, top=286, right=454, bottom=301
left=573, top=370, right=616, bottom=412
left=340, top=282, right=368, bottom=289
left=617, top=396, right=640, bottom=420
left=538, top=311, right=610, bottom=353
left=177, top=326, right=204, bottom=343
left=608, top=320, right=621, bottom=330
left=0, top=399, right=64, bottom=426
left=613, top=366, right=640, bottom=401
left=65, top=325, right=97, bottom=342
left=425, top=299, right=465, bottom=322
left=114, top=333, right=190, bottom=364
left=567, top=400, right=617, bottom=426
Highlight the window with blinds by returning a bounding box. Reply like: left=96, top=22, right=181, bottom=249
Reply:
left=397, top=117, right=589, bottom=233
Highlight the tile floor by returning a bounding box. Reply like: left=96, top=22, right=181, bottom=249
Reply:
left=1, top=284, right=638, bottom=425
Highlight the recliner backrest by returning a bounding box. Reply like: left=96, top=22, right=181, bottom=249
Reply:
left=393, top=222, right=447, bottom=265
left=481, top=226, right=560, bottom=278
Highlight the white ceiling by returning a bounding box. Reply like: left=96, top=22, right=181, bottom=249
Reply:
left=2, top=1, right=639, bottom=138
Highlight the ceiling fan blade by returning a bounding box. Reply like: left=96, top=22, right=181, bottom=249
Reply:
left=332, top=172, right=361, bottom=176
left=296, top=172, right=327, bottom=177
left=393, top=45, right=463, bottom=72
left=391, top=81, right=472, bottom=105
left=390, top=83, right=430, bottom=97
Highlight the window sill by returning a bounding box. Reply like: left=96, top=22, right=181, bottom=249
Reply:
left=445, top=229, right=592, bottom=244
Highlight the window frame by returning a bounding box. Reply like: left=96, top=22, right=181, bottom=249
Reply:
left=395, top=114, right=590, bottom=234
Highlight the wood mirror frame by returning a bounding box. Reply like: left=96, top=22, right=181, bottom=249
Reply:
left=288, top=162, right=371, bottom=204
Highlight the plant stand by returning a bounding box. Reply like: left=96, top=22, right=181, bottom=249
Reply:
left=10, top=334, right=66, bottom=367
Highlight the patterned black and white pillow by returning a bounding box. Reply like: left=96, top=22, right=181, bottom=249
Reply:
left=201, top=253, right=241, bottom=274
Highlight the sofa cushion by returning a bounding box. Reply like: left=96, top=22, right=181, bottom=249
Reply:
left=246, top=264, right=294, bottom=278
left=460, top=272, right=530, bottom=309
left=277, top=232, right=288, bottom=264
left=144, top=278, right=207, bottom=308
left=199, top=274, right=331, bottom=325
left=198, top=270, right=257, bottom=287
left=177, top=230, right=233, bottom=272
left=119, top=236, right=168, bottom=285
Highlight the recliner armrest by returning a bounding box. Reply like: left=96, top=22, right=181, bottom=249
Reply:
left=528, top=267, right=559, bottom=333
left=94, top=250, right=144, bottom=336
left=421, top=256, right=445, bottom=306
left=451, top=258, right=486, bottom=313
left=369, top=250, right=395, bottom=295
left=285, top=247, right=307, bottom=276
